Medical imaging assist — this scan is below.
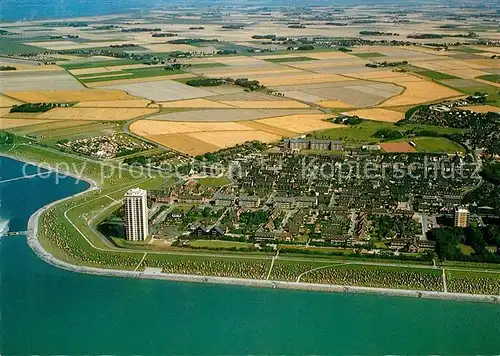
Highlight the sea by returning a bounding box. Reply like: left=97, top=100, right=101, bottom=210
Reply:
left=1, top=157, right=500, bottom=354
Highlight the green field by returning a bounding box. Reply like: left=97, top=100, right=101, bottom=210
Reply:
left=76, top=67, right=185, bottom=83
left=0, top=38, right=46, bottom=54
left=478, top=74, right=500, bottom=84
left=312, top=120, right=465, bottom=144
left=264, top=56, right=318, bottom=63
left=60, top=59, right=142, bottom=70
left=397, top=137, right=465, bottom=153
left=457, top=84, right=500, bottom=107
left=351, top=52, right=387, bottom=58
left=453, top=47, right=487, bottom=54
left=419, top=70, right=459, bottom=80
left=189, top=62, right=228, bottom=68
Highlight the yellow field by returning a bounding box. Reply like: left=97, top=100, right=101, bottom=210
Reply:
left=219, top=100, right=310, bottom=109
left=131, top=112, right=340, bottom=155
left=86, top=73, right=196, bottom=87
left=74, top=99, right=153, bottom=108
left=36, top=107, right=158, bottom=121
left=345, top=108, right=404, bottom=123
left=159, top=99, right=234, bottom=109
left=0, top=107, right=13, bottom=117
left=415, top=59, right=489, bottom=79
left=379, top=80, right=462, bottom=107
left=317, top=100, right=353, bottom=108
left=147, top=134, right=219, bottom=156
left=5, top=89, right=137, bottom=103
left=130, top=120, right=255, bottom=135
left=259, top=74, right=352, bottom=86
left=0, top=118, right=55, bottom=129
left=0, top=95, right=21, bottom=107
left=461, top=105, right=500, bottom=113
left=240, top=120, right=298, bottom=137
left=256, top=114, right=342, bottom=133
left=348, top=72, right=462, bottom=107
left=187, top=130, right=281, bottom=149
left=463, top=59, right=500, bottom=69
left=0, top=61, right=60, bottom=71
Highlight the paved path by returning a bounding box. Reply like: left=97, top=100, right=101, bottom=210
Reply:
left=442, top=268, right=448, bottom=293
left=266, top=250, right=280, bottom=280
left=135, top=253, right=148, bottom=271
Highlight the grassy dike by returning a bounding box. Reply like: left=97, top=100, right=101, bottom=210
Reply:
left=2, top=140, right=500, bottom=297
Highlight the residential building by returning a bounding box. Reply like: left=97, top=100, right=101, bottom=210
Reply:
left=190, top=225, right=225, bottom=238
left=272, top=197, right=295, bottom=209
left=238, top=195, right=261, bottom=208
left=295, top=196, right=318, bottom=208
left=454, top=205, right=470, bottom=228
left=213, top=193, right=236, bottom=206
left=125, top=188, right=149, bottom=241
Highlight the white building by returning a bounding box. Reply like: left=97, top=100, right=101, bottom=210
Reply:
left=125, top=188, right=149, bottom=241
left=454, top=205, right=470, bottom=228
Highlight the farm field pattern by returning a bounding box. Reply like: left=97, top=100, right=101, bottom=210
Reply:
left=1, top=7, right=499, bottom=155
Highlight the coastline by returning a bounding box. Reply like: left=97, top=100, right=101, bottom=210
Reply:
left=2, top=154, right=499, bottom=304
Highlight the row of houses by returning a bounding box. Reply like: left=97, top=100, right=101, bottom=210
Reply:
left=284, top=139, right=343, bottom=151
left=213, top=193, right=319, bottom=209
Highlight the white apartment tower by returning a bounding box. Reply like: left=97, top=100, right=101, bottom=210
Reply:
left=125, top=188, right=149, bottom=241
left=454, top=205, right=470, bottom=228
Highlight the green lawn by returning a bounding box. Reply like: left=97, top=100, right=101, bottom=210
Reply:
left=397, top=137, right=465, bottom=153
left=419, top=70, right=459, bottom=80
left=351, top=52, right=387, bottom=58
left=264, top=56, right=318, bottom=63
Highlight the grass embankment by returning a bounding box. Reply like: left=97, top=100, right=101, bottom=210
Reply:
left=270, top=261, right=443, bottom=291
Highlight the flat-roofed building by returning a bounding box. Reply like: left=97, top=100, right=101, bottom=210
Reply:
left=125, top=188, right=149, bottom=241
left=454, top=205, right=470, bottom=228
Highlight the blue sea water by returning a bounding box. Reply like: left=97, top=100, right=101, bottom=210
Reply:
left=1, top=156, right=500, bottom=354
